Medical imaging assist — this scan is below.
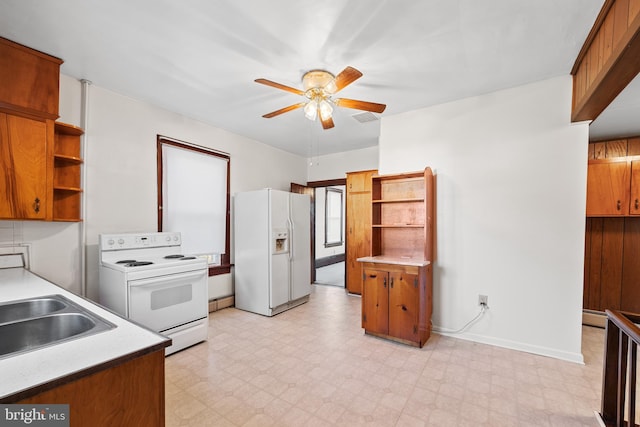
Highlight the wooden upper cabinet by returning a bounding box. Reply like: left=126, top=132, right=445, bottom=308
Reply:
left=0, top=37, right=62, bottom=118
left=630, top=160, right=640, bottom=214
left=0, top=113, right=51, bottom=220
left=587, top=158, right=640, bottom=216
left=0, top=37, right=81, bottom=221
left=347, top=170, right=375, bottom=193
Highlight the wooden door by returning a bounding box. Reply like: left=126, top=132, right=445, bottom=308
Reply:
left=345, top=170, right=375, bottom=294
left=586, top=160, right=630, bottom=216
left=630, top=161, right=640, bottom=215
left=0, top=113, right=48, bottom=219
left=362, top=268, right=388, bottom=335
left=388, top=271, right=420, bottom=343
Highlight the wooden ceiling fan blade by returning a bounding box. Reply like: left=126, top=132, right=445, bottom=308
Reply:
left=328, top=66, right=363, bottom=93
left=262, top=102, right=306, bottom=118
left=335, top=98, right=386, bottom=113
left=320, top=115, right=335, bottom=130
left=255, top=78, right=305, bottom=96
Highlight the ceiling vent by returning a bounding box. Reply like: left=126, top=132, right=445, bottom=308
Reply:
left=352, top=112, right=379, bottom=123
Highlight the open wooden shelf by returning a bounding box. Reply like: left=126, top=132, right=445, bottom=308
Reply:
left=53, top=122, right=84, bottom=221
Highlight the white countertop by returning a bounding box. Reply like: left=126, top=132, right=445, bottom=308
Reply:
left=357, top=256, right=431, bottom=267
left=0, top=267, right=170, bottom=400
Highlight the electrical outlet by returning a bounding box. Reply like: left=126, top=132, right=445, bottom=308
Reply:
left=478, top=294, right=488, bottom=306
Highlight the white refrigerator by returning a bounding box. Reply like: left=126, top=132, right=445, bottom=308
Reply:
left=234, top=189, right=311, bottom=316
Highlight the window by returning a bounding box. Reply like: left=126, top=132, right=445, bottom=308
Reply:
left=325, top=187, right=343, bottom=247
left=157, top=136, right=230, bottom=275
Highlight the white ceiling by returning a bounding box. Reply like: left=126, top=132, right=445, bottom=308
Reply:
left=2, top=0, right=631, bottom=157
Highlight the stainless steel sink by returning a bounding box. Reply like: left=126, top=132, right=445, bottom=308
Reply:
left=0, top=294, right=116, bottom=359
left=0, top=297, right=66, bottom=324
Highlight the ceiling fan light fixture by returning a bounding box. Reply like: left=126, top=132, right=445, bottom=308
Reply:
left=304, top=99, right=318, bottom=121
left=301, top=70, right=335, bottom=91
left=318, top=98, right=333, bottom=119
left=256, top=66, right=385, bottom=130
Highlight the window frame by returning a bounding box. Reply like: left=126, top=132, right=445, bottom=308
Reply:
left=156, top=135, right=231, bottom=276
left=324, top=187, right=343, bottom=248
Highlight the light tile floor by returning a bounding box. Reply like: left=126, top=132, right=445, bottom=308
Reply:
left=315, top=262, right=345, bottom=287
left=165, top=285, right=605, bottom=426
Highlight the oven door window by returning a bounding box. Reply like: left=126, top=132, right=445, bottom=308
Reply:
left=128, top=270, right=208, bottom=333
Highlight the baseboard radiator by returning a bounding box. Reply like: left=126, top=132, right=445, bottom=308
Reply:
left=598, top=309, right=640, bottom=426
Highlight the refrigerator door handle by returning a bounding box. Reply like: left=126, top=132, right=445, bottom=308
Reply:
left=287, top=217, right=293, bottom=261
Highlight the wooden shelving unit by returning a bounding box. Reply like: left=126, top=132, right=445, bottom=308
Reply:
left=358, top=167, right=435, bottom=347
left=53, top=122, right=84, bottom=221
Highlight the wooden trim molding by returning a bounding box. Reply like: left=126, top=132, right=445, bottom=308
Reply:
left=157, top=136, right=231, bottom=276
left=571, top=0, right=640, bottom=122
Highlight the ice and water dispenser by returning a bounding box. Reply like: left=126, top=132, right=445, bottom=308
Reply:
left=272, top=229, right=289, bottom=254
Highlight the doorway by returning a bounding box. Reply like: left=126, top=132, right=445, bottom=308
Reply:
left=303, top=178, right=347, bottom=288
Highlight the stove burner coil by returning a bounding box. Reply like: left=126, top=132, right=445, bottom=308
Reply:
left=125, top=261, right=154, bottom=267
left=164, top=254, right=185, bottom=259
left=180, top=256, right=197, bottom=260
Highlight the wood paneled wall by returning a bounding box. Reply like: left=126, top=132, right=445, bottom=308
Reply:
left=571, top=0, right=640, bottom=122
left=585, top=136, right=640, bottom=313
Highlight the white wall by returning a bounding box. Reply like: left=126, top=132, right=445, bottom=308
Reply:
left=379, top=76, right=588, bottom=363
left=307, top=146, right=378, bottom=182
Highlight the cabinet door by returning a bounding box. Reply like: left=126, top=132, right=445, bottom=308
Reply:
left=362, top=268, right=388, bottom=335
left=346, top=192, right=372, bottom=294
left=388, top=271, right=420, bottom=343
left=345, top=170, right=375, bottom=294
left=586, top=160, right=630, bottom=216
left=0, top=114, right=48, bottom=219
left=347, top=171, right=374, bottom=193
left=630, top=161, right=640, bottom=215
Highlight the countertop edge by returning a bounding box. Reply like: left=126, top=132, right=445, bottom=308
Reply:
left=0, top=268, right=172, bottom=401
left=0, top=340, right=170, bottom=403
left=357, top=256, right=431, bottom=267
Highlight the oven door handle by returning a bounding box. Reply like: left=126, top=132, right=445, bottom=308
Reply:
left=128, top=270, right=206, bottom=288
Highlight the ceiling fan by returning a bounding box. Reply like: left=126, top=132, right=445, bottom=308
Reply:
left=255, top=66, right=386, bottom=130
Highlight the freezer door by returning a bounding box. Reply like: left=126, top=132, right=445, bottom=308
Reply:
left=234, top=190, right=270, bottom=315
left=290, top=193, right=311, bottom=300
left=269, top=190, right=291, bottom=308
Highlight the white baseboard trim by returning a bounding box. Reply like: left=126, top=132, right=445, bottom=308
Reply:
left=432, top=327, right=585, bottom=364
left=593, top=410, right=605, bottom=427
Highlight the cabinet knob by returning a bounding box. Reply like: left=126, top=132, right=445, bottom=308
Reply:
left=383, top=277, right=386, bottom=288
left=635, top=199, right=639, bottom=210
left=401, top=305, right=407, bottom=311
left=33, top=197, right=40, bottom=213
left=390, top=277, right=394, bottom=288
left=617, top=200, right=622, bottom=210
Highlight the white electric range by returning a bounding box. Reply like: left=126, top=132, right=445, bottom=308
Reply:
left=98, top=231, right=208, bottom=356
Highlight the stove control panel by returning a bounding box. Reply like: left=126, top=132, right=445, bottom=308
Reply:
left=99, top=232, right=182, bottom=251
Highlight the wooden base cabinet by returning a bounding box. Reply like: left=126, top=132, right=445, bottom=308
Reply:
left=361, top=261, right=432, bottom=347
left=17, top=350, right=166, bottom=427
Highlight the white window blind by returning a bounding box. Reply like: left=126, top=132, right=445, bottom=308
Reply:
left=161, top=143, right=228, bottom=258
